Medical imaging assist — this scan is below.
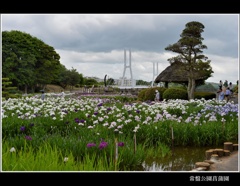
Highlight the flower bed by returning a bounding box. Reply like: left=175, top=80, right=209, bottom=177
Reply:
left=2, top=95, right=238, bottom=171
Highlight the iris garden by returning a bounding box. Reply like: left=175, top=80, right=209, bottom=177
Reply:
left=1, top=94, right=238, bottom=171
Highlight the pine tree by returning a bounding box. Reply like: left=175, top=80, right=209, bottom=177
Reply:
left=2, top=78, right=18, bottom=100
left=165, top=21, right=213, bottom=100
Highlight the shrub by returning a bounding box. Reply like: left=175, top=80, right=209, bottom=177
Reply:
left=144, top=88, right=157, bottom=101
left=137, top=87, right=167, bottom=102
left=163, top=88, right=188, bottom=100
left=194, top=92, right=216, bottom=100
left=137, top=89, right=148, bottom=101
left=114, top=95, right=137, bottom=103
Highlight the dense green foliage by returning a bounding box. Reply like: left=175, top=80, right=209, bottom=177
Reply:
left=2, top=30, right=62, bottom=92
left=163, top=88, right=188, bottom=100
left=137, top=87, right=167, bottom=102
left=2, top=30, right=86, bottom=93
left=137, top=89, right=148, bottom=101
left=137, top=86, right=220, bottom=101
left=194, top=92, right=216, bottom=100
left=2, top=78, right=20, bottom=100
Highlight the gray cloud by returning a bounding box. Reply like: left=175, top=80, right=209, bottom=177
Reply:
left=1, top=14, right=239, bottom=83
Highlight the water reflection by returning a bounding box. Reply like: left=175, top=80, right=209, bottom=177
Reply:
left=139, top=146, right=214, bottom=171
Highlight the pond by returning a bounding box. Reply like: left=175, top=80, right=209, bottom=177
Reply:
left=135, top=146, right=217, bottom=171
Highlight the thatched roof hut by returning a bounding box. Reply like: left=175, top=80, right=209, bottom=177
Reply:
left=154, top=61, right=207, bottom=88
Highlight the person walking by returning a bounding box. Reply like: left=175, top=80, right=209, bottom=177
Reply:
left=155, top=90, right=160, bottom=102
left=219, top=80, right=223, bottom=90
left=229, top=82, right=233, bottom=93
left=41, top=90, right=45, bottom=101
left=223, top=80, right=228, bottom=88
left=218, top=88, right=225, bottom=101
left=225, top=87, right=231, bottom=102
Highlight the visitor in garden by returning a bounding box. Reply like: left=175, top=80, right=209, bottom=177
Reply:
left=229, top=82, right=233, bottom=93
left=225, top=87, right=231, bottom=102
left=223, top=80, right=228, bottom=88
left=155, top=90, right=160, bottom=102
left=219, top=80, right=223, bottom=89
left=218, top=89, right=225, bottom=101
left=41, top=90, right=45, bottom=100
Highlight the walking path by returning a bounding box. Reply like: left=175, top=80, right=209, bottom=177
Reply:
left=208, top=151, right=239, bottom=172
left=229, top=94, right=238, bottom=104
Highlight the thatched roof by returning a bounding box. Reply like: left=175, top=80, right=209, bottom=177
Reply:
left=154, top=61, right=206, bottom=83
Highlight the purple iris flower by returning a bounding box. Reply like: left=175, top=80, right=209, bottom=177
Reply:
left=74, top=118, right=80, bottom=123
left=20, top=126, right=25, bottom=131
left=87, top=143, right=96, bottom=148
left=80, top=119, right=85, bottom=123
left=99, top=141, right=108, bottom=150
left=97, top=103, right=103, bottom=107
left=25, top=136, right=32, bottom=140
left=63, top=110, right=68, bottom=114
left=118, top=142, right=124, bottom=147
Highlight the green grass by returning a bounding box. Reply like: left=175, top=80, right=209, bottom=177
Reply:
left=2, top=141, right=122, bottom=171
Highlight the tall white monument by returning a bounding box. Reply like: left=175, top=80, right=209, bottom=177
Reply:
left=151, top=62, right=159, bottom=87
left=121, top=49, right=134, bottom=87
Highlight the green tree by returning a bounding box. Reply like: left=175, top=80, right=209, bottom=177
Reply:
left=58, top=67, right=84, bottom=89
left=2, top=78, right=18, bottom=100
left=51, top=64, right=68, bottom=86
left=165, top=21, right=213, bottom=100
left=136, top=79, right=151, bottom=86
left=56, top=65, right=70, bottom=89
left=2, top=31, right=37, bottom=93
left=2, top=30, right=62, bottom=93
left=84, top=78, right=98, bottom=86
left=34, top=43, right=61, bottom=90
left=107, top=78, right=115, bottom=85
left=67, top=68, right=84, bottom=89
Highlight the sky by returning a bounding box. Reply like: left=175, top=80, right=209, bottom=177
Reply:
left=1, top=14, right=239, bottom=84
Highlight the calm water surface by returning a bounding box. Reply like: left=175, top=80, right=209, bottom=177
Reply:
left=135, top=146, right=216, bottom=171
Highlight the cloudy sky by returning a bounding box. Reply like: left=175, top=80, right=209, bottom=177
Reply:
left=1, top=14, right=239, bottom=84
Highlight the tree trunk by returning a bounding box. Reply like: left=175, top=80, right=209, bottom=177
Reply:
left=165, top=82, right=168, bottom=88
left=24, top=84, right=28, bottom=94
left=31, top=86, right=35, bottom=93
left=187, top=78, right=196, bottom=100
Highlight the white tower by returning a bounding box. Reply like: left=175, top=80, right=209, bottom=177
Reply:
left=151, top=62, right=158, bottom=87
left=121, top=49, right=134, bottom=87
